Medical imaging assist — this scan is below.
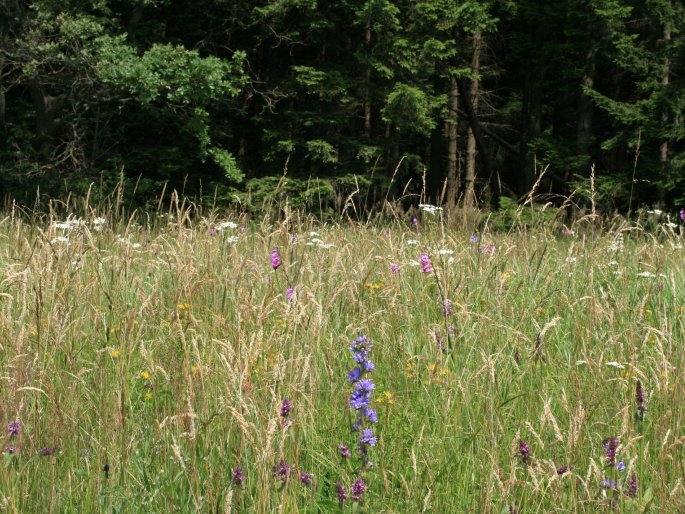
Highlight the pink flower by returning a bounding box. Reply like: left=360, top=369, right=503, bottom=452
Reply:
left=420, top=254, right=433, bottom=273
left=390, top=263, right=400, bottom=274
left=271, top=248, right=282, bottom=270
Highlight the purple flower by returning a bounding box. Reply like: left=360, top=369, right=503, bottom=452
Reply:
left=299, top=471, right=314, bottom=486
left=38, top=447, right=57, bottom=457
left=625, top=472, right=638, bottom=498
left=350, top=387, right=372, bottom=410
left=351, top=477, right=366, bottom=501
left=280, top=398, right=293, bottom=418
left=271, top=248, right=282, bottom=270
left=420, top=253, right=434, bottom=273
left=285, top=287, right=295, bottom=300
left=617, top=461, right=626, bottom=472
left=519, top=439, right=530, bottom=464
left=470, top=235, right=479, bottom=244
left=232, top=466, right=245, bottom=486
left=390, top=262, right=400, bottom=274
left=336, top=482, right=348, bottom=504
left=274, top=459, right=292, bottom=482
left=338, top=444, right=351, bottom=459
left=603, top=437, right=619, bottom=467
left=680, top=208, right=685, bottom=222
left=359, top=428, right=377, bottom=447
left=4, top=446, right=17, bottom=454
left=209, top=227, right=216, bottom=236
left=411, top=217, right=418, bottom=227
left=8, top=421, right=20, bottom=437
left=362, top=360, right=375, bottom=372
left=603, top=479, right=618, bottom=490
left=556, top=465, right=569, bottom=475
left=443, top=299, right=453, bottom=316
left=348, top=367, right=362, bottom=382
left=363, top=408, right=378, bottom=424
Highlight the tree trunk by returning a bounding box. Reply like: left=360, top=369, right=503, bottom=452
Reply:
left=364, top=24, right=372, bottom=139
left=464, top=30, right=482, bottom=207
left=576, top=47, right=595, bottom=175
left=445, top=75, right=459, bottom=212
left=658, top=10, right=671, bottom=204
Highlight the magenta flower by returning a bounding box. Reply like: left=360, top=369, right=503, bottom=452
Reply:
left=338, top=444, right=351, bottom=459
left=336, top=482, right=348, bottom=504
left=420, top=254, right=434, bottom=273
left=299, top=471, right=314, bottom=486
left=8, top=421, right=20, bottom=437
left=390, top=263, right=400, bottom=274
left=411, top=217, right=418, bottom=227
left=209, top=227, right=216, bottom=236
left=271, top=248, right=282, bottom=270
left=519, top=439, right=530, bottom=464
left=443, top=299, right=453, bottom=316
left=280, top=398, right=293, bottom=418
left=232, top=466, right=245, bottom=486
left=350, top=477, right=366, bottom=501
left=285, top=287, right=295, bottom=300
left=680, top=208, right=685, bottom=222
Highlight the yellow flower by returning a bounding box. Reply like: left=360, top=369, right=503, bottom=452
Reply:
left=140, top=371, right=151, bottom=380
left=383, top=391, right=396, bottom=405
left=275, top=318, right=286, bottom=328
left=178, top=303, right=191, bottom=310
left=192, top=365, right=200, bottom=375
left=110, top=350, right=121, bottom=358
left=144, top=392, right=153, bottom=401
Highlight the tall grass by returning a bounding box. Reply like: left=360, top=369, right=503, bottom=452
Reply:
left=0, top=201, right=684, bottom=512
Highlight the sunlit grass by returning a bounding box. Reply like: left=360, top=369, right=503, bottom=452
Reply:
left=0, top=205, right=684, bottom=512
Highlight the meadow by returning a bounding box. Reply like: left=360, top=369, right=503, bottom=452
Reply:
left=0, top=201, right=684, bottom=513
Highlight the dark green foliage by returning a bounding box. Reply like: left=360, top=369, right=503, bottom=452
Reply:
left=0, top=0, right=683, bottom=212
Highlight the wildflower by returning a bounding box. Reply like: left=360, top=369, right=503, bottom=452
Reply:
left=390, top=263, right=400, bottom=274
left=140, top=371, right=151, bottom=380
left=8, top=421, right=20, bottom=437
left=605, top=361, right=625, bottom=369
left=617, top=461, right=626, bottom=472
left=336, top=483, right=348, bottom=504
left=680, top=208, right=685, bottom=222
left=300, top=471, right=314, bottom=486
left=603, top=479, right=618, bottom=490
left=209, top=227, right=216, bottom=236
left=348, top=367, right=362, bottom=382
left=603, top=437, right=619, bottom=467
left=420, top=254, right=434, bottom=273
left=480, top=243, right=496, bottom=255
left=271, top=248, right=282, bottom=270
left=443, top=299, right=453, bottom=316
left=636, top=379, right=646, bottom=415
left=350, top=380, right=374, bottom=410
left=4, top=446, right=17, bottom=454
left=285, top=287, right=295, bottom=300
left=110, top=349, right=121, bottom=358
left=280, top=398, right=293, bottom=418
left=338, top=444, right=351, bottom=459
left=625, top=472, right=638, bottom=498
left=556, top=465, right=569, bottom=475
left=274, top=459, right=291, bottom=482
left=407, top=239, right=419, bottom=246
left=419, top=204, right=443, bottom=215
left=470, top=235, right=479, bottom=244
left=350, top=477, right=366, bottom=501
left=411, top=217, right=418, bottom=227
left=359, top=428, right=377, bottom=447
left=38, top=447, right=57, bottom=457
left=519, top=439, right=530, bottom=464
left=232, top=466, right=245, bottom=486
